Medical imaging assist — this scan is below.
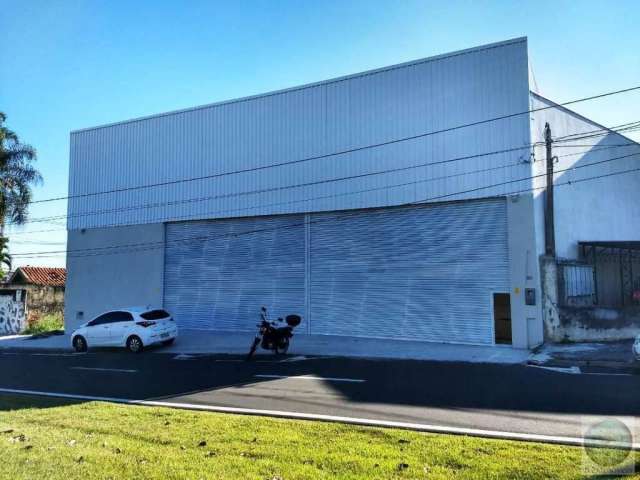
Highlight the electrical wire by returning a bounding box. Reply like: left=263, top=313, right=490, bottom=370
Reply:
left=8, top=137, right=634, bottom=241
left=25, top=84, right=640, bottom=207
left=11, top=151, right=640, bottom=259
left=4, top=84, right=639, bottom=254
left=551, top=120, right=640, bottom=142
left=10, top=127, right=640, bottom=228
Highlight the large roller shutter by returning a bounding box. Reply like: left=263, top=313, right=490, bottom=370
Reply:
left=164, top=215, right=305, bottom=331
left=309, top=199, right=509, bottom=345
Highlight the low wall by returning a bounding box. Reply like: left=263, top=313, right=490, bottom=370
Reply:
left=26, top=285, right=65, bottom=324
left=541, top=255, right=640, bottom=342
left=555, top=305, right=640, bottom=342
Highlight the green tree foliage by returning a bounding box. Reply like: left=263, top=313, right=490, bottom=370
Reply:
left=0, top=236, right=10, bottom=279
left=0, top=112, right=42, bottom=274
left=0, top=112, right=42, bottom=231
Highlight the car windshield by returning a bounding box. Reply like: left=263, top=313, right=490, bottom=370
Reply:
left=140, top=309, right=171, bottom=320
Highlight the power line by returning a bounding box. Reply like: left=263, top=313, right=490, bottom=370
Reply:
left=22, top=129, right=636, bottom=227
left=5, top=134, right=638, bottom=238
left=552, top=143, right=637, bottom=148
left=12, top=126, right=640, bottom=228
left=16, top=158, right=532, bottom=235
left=26, top=145, right=536, bottom=225
left=0, top=143, right=609, bottom=246
left=551, top=124, right=640, bottom=145
left=4, top=227, right=66, bottom=237
left=20, top=165, right=640, bottom=260
left=9, top=240, right=66, bottom=246
left=5, top=157, right=538, bottom=239
left=12, top=151, right=640, bottom=259
left=551, top=120, right=640, bottom=143
left=27, top=84, right=640, bottom=207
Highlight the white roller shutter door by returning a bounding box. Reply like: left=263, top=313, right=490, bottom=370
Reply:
left=164, top=215, right=306, bottom=331
left=163, top=198, right=509, bottom=345
left=309, top=199, right=509, bottom=344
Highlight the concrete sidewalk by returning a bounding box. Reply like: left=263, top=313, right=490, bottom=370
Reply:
left=0, top=330, right=530, bottom=364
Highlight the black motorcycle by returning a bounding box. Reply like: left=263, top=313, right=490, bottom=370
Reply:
left=247, top=306, right=302, bottom=359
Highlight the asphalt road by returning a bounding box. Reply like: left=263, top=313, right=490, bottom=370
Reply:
left=0, top=349, right=637, bottom=439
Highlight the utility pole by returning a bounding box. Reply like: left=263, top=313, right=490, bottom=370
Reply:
left=544, top=122, right=555, bottom=257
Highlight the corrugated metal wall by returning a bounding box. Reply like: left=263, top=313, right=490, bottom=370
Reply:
left=68, top=38, right=532, bottom=230
left=164, top=198, right=509, bottom=344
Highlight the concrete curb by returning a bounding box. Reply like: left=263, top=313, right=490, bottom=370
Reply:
left=0, top=387, right=638, bottom=451
left=0, top=343, right=530, bottom=365
left=527, top=359, right=637, bottom=370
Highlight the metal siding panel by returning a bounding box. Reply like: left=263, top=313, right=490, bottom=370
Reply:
left=309, top=198, right=509, bottom=344
left=68, top=39, right=531, bottom=230
left=164, top=215, right=306, bottom=331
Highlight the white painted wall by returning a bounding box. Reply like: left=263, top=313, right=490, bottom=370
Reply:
left=64, top=224, right=165, bottom=331
left=530, top=93, right=640, bottom=260
left=67, top=38, right=532, bottom=230
left=506, top=193, right=543, bottom=348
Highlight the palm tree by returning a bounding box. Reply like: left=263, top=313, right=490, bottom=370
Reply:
left=0, top=112, right=42, bottom=237
left=0, top=236, right=11, bottom=280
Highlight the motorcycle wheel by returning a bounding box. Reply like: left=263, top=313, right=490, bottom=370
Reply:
left=246, top=338, right=260, bottom=361
left=275, top=337, right=290, bottom=355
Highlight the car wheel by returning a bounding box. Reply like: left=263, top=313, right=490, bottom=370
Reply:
left=73, top=335, right=88, bottom=353
left=162, top=338, right=175, bottom=346
left=126, top=335, right=144, bottom=353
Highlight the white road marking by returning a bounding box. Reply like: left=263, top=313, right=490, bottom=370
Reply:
left=70, top=367, right=138, bottom=373
left=0, top=352, right=84, bottom=357
left=528, top=365, right=581, bottom=374
left=0, top=386, right=637, bottom=450
left=254, top=374, right=365, bottom=383
left=529, top=365, right=637, bottom=377
left=279, top=356, right=321, bottom=362
left=173, top=354, right=196, bottom=360
left=31, top=353, right=76, bottom=357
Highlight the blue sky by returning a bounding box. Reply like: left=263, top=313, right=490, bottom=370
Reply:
left=1, top=0, right=639, bottom=267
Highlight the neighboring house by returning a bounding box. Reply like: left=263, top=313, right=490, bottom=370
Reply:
left=64, top=37, right=640, bottom=350
left=0, top=267, right=66, bottom=333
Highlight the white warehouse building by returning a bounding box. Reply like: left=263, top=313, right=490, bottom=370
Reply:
left=64, top=38, right=640, bottom=350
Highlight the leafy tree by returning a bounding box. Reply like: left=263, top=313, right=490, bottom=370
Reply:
left=0, top=236, right=11, bottom=279
left=0, top=111, right=42, bottom=236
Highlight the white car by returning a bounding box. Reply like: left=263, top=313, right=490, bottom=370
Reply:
left=71, top=307, right=178, bottom=353
left=634, top=335, right=640, bottom=362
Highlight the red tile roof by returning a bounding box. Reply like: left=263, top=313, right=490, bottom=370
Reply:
left=13, top=266, right=66, bottom=287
